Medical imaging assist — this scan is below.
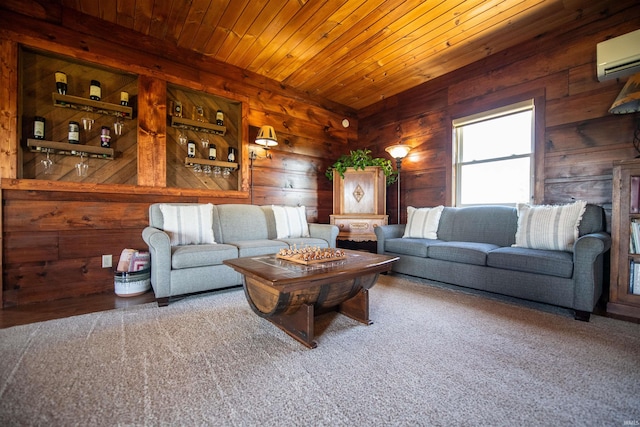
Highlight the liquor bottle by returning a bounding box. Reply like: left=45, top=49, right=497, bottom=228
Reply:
left=90, top=80, right=101, bottom=101
left=55, top=71, right=67, bottom=95
left=69, top=121, right=80, bottom=154
left=208, top=144, right=217, bottom=160
left=34, top=116, right=45, bottom=140
left=68, top=121, right=80, bottom=144
left=187, top=140, right=196, bottom=158
left=174, top=101, right=182, bottom=118
left=227, top=147, right=236, bottom=162
left=216, top=110, right=224, bottom=126
left=120, top=91, right=129, bottom=106
left=100, top=126, right=111, bottom=148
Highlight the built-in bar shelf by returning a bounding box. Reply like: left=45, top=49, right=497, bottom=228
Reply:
left=184, top=157, right=237, bottom=170
left=52, top=93, right=133, bottom=119
left=171, top=116, right=226, bottom=135
left=27, top=139, right=115, bottom=159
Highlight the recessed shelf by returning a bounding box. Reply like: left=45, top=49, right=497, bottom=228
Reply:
left=184, top=157, right=237, bottom=169
left=27, top=139, right=114, bottom=159
left=171, top=116, right=226, bottom=135
left=52, top=93, right=133, bottom=119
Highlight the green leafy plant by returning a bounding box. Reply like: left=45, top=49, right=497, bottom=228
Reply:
left=325, top=149, right=397, bottom=185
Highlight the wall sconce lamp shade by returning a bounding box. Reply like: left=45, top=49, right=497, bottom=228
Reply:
left=385, top=144, right=412, bottom=159
left=609, top=73, right=640, bottom=114
left=255, top=125, right=278, bottom=147
left=609, top=73, right=640, bottom=156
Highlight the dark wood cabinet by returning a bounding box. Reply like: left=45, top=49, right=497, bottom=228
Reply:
left=609, top=159, right=640, bottom=320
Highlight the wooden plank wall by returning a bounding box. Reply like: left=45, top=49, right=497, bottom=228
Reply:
left=358, top=2, right=640, bottom=226
left=0, top=6, right=356, bottom=306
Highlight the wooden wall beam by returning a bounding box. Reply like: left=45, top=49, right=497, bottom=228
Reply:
left=137, top=76, right=166, bottom=187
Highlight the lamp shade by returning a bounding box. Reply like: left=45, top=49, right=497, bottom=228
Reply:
left=609, top=73, right=640, bottom=114
left=255, top=125, right=278, bottom=147
left=385, top=144, right=412, bottom=159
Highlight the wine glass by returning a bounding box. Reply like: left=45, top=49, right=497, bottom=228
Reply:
left=178, top=131, right=187, bottom=146
left=193, top=163, right=202, bottom=174
left=201, top=135, right=209, bottom=148
left=40, top=150, right=54, bottom=175
left=75, top=153, right=88, bottom=177
left=81, top=117, right=94, bottom=131
left=113, top=119, right=124, bottom=136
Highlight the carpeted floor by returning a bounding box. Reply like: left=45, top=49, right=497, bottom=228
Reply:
left=1, top=274, right=639, bottom=426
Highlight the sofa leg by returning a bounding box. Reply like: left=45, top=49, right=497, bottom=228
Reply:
left=156, top=297, right=170, bottom=307
left=574, top=310, right=590, bottom=322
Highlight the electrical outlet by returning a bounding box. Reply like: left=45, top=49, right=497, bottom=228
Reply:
left=102, top=254, right=112, bottom=268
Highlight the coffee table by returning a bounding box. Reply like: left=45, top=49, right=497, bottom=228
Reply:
left=224, top=249, right=398, bottom=348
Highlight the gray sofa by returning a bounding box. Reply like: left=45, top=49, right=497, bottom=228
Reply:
left=142, top=203, right=339, bottom=306
left=374, top=204, right=611, bottom=321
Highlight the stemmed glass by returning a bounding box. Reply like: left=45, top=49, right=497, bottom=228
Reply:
left=113, top=118, right=124, bottom=136
left=201, top=135, right=209, bottom=148
left=178, top=131, right=187, bottom=146
left=40, top=149, right=54, bottom=175
left=75, top=152, right=88, bottom=177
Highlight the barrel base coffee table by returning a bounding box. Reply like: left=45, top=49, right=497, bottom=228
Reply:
left=224, top=249, right=398, bottom=348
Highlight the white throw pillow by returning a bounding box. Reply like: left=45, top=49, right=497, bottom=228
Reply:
left=514, top=201, right=587, bottom=252
left=403, top=206, right=444, bottom=239
left=272, top=205, right=310, bottom=239
left=159, top=203, right=215, bottom=246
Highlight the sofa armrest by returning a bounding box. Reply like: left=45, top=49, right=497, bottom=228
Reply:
left=572, top=232, right=612, bottom=312
left=308, top=223, right=339, bottom=248
left=142, top=226, right=172, bottom=299
left=374, top=224, right=406, bottom=254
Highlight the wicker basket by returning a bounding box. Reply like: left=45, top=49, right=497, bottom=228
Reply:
left=114, top=269, right=151, bottom=297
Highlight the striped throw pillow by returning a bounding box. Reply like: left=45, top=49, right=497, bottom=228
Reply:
left=403, top=206, right=444, bottom=239
left=272, top=205, right=310, bottom=239
left=514, top=201, right=587, bottom=252
left=159, top=204, right=215, bottom=246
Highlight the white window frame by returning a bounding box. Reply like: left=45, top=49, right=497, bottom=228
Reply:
left=452, top=99, right=535, bottom=207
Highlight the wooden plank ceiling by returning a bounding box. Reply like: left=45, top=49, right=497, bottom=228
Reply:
left=59, top=0, right=612, bottom=110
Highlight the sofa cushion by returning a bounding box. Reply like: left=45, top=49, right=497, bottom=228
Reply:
left=514, top=201, right=586, bottom=252
left=216, top=204, right=269, bottom=243
left=171, top=244, right=237, bottom=269
left=272, top=205, right=310, bottom=239
left=437, top=206, right=518, bottom=247
left=229, top=240, right=288, bottom=258
left=385, top=237, right=443, bottom=258
left=159, top=203, right=215, bottom=246
left=428, top=242, right=500, bottom=266
left=403, top=206, right=444, bottom=239
left=487, top=247, right=574, bottom=278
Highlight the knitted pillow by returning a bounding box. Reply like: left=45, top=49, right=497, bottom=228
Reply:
left=159, top=203, right=215, bottom=246
left=514, top=201, right=587, bottom=252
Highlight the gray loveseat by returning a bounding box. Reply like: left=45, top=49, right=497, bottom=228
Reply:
left=142, top=203, right=339, bottom=306
left=374, top=204, right=611, bottom=321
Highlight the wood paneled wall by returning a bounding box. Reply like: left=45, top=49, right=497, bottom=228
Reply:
left=0, top=6, right=356, bottom=306
left=359, top=2, right=640, bottom=226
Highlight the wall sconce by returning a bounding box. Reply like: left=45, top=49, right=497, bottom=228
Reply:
left=385, top=143, right=412, bottom=224
left=609, top=72, right=640, bottom=156
left=250, top=125, right=278, bottom=204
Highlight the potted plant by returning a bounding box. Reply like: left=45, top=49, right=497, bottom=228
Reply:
left=325, top=149, right=397, bottom=185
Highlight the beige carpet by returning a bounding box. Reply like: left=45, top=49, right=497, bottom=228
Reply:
left=1, top=274, right=639, bottom=426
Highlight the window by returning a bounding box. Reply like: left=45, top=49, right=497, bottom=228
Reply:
left=453, top=100, right=534, bottom=206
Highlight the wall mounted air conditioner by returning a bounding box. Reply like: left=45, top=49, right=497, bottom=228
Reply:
left=597, top=28, right=640, bottom=81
